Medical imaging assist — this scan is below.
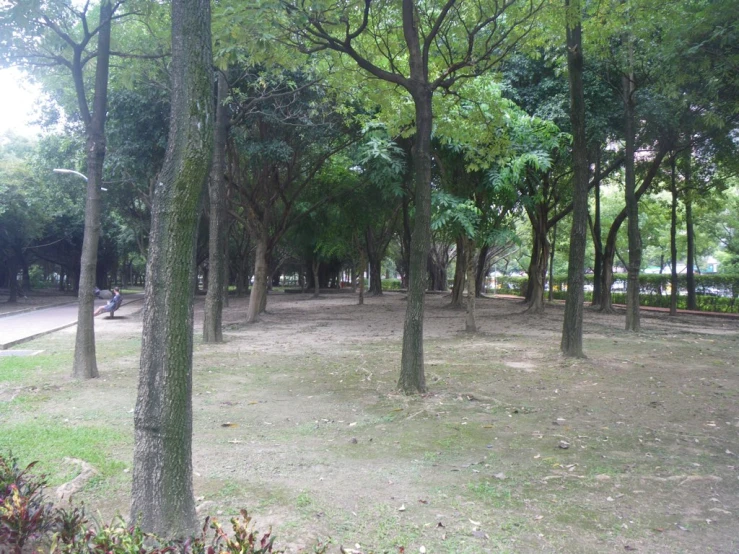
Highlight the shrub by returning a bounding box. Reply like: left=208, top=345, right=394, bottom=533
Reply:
left=0, top=453, right=55, bottom=553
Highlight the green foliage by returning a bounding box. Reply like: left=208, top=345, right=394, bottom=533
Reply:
left=0, top=453, right=54, bottom=551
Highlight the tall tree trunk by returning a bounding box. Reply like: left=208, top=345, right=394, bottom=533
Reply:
left=561, top=0, right=589, bottom=357
left=450, top=236, right=466, bottom=307
left=624, top=67, right=641, bottom=332
left=591, top=159, right=603, bottom=306
left=686, top=194, right=697, bottom=310
left=131, top=0, right=213, bottom=538
left=358, top=253, right=366, bottom=305
left=312, top=259, right=320, bottom=298
left=464, top=238, right=477, bottom=332
left=669, top=155, right=679, bottom=315
left=366, top=233, right=383, bottom=296
left=72, top=0, right=112, bottom=380
left=398, top=23, right=431, bottom=394
left=203, top=72, right=229, bottom=343
left=475, top=243, right=489, bottom=297
left=247, top=236, right=269, bottom=322
left=548, top=223, right=557, bottom=302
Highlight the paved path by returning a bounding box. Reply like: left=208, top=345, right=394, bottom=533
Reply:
left=0, top=294, right=144, bottom=350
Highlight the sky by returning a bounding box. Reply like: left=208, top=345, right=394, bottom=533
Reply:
left=0, top=67, right=43, bottom=138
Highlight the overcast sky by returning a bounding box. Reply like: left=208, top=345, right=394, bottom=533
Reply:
left=0, top=67, right=43, bottom=138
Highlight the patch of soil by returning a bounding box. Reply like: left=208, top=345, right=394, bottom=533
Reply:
left=4, top=292, right=739, bottom=553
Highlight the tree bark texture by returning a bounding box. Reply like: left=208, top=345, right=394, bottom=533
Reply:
left=131, top=0, right=213, bottom=538
left=450, top=236, right=466, bottom=307
left=525, top=211, right=548, bottom=313
left=73, top=0, right=112, bottom=380
left=464, top=238, right=477, bottom=332
left=398, top=0, right=431, bottom=394
left=247, top=236, right=269, bottom=322
left=624, top=71, right=641, bottom=332
left=475, top=243, right=489, bottom=296
left=560, top=0, right=589, bottom=357
left=591, top=179, right=603, bottom=306
left=204, top=72, right=229, bottom=342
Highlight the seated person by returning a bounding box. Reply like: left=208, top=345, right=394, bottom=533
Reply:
left=94, top=287, right=122, bottom=316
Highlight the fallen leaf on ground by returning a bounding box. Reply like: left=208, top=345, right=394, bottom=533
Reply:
left=221, top=422, right=237, bottom=427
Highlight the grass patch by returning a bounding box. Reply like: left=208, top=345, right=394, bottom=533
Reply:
left=0, top=352, right=71, bottom=383
left=0, top=418, right=127, bottom=485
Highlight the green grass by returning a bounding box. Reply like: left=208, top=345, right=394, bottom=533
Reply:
left=0, top=352, right=71, bottom=383
left=0, top=418, right=127, bottom=485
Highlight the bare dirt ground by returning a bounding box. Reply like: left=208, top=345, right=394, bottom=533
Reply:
left=1, top=291, right=738, bottom=553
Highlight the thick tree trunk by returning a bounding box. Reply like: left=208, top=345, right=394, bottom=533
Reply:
left=464, top=238, right=477, bottom=332
left=131, top=0, right=213, bottom=538
left=72, top=0, right=112, bottom=380
left=450, top=236, right=466, bottom=307
left=561, top=0, right=589, bottom=357
left=204, top=72, right=229, bottom=343
left=526, top=212, right=548, bottom=313
left=398, top=35, right=431, bottom=394
left=247, top=237, right=269, bottom=322
left=367, top=251, right=383, bottom=296
left=623, top=71, right=641, bottom=332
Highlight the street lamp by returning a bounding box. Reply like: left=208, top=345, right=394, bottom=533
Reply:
left=53, top=168, right=107, bottom=191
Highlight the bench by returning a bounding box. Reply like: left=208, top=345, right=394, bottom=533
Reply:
left=107, top=295, right=123, bottom=319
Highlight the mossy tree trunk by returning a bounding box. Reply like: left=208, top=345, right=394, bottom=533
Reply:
left=131, top=0, right=213, bottom=538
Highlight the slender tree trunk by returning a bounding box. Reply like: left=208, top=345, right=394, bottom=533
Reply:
left=464, top=238, right=477, bottom=332
left=624, top=67, right=641, bottom=331
left=72, top=0, right=112, bottom=380
left=312, top=259, right=320, bottom=298
left=204, top=72, right=229, bottom=343
left=358, top=253, right=366, bottom=305
left=131, top=0, right=213, bottom=538
left=686, top=194, right=697, bottom=310
left=548, top=223, right=557, bottom=302
left=450, top=236, right=466, bottom=307
left=475, top=243, right=489, bottom=296
left=669, top=155, right=679, bottom=315
left=7, top=259, right=18, bottom=303
left=398, top=69, right=431, bottom=392
left=247, top=236, right=268, bottom=322
left=561, top=0, right=589, bottom=356
left=591, top=169, right=603, bottom=306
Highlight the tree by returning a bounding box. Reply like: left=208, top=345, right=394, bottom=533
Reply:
left=130, top=0, right=213, bottom=538
left=280, top=0, right=543, bottom=394
left=203, top=72, right=229, bottom=343
left=560, top=0, right=588, bottom=356
left=2, top=0, right=121, bottom=378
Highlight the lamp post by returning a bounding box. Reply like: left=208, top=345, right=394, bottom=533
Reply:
left=54, top=167, right=106, bottom=379
left=53, top=169, right=107, bottom=191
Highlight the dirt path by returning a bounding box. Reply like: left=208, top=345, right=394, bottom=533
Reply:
left=2, top=291, right=738, bottom=553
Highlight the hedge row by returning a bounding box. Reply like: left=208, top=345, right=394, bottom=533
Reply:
left=493, top=273, right=739, bottom=313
